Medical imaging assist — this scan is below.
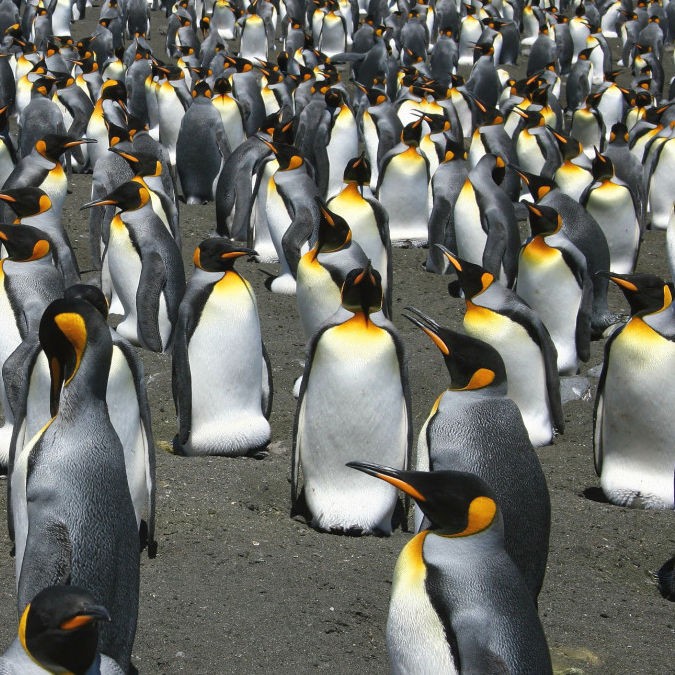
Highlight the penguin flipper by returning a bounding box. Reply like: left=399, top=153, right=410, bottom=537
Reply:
left=261, top=340, right=273, bottom=420
left=366, top=196, right=394, bottom=316
left=560, top=243, right=593, bottom=362
left=115, top=337, right=157, bottom=558
left=450, top=621, right=511, bottom=675
left=18, top=520, right=72, bottom=611
left=171, top=300, right=194, bottom=449
left=136, top=252, right=167, bottom=353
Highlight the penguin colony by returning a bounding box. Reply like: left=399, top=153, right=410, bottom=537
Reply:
left=0, top=0, right=668, bottom=671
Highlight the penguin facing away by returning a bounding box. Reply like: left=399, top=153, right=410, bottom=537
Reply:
left=292, top=264, right=411, bottom=534
left=346, top=463, right=553, bottom=675
left=172, top=238, right=272, bottom=457
left=404, top=307, right=551, bottom=600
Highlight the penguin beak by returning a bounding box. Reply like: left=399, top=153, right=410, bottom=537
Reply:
left=80, top=197, right=118, bottom=210
left=64, top=138, right=97, bottom=149
left=402, top=307, right=450, bottom=355
left=434, top=244, right=463, bottom=272
left=0, top=193, right=16, bottom=203
left=600, top=271, right=639, bottom=292
left=60, top=605, right=111, bottom=630
left=109, top=148, right=138, bottom=163
left=346, top=462, right=427, bottom=502
left=257, top=137, right=277, bottom=154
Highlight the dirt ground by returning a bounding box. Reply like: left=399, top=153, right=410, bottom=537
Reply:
left=0, top=7, right=672, bottom=675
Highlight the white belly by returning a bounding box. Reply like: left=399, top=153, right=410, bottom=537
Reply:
left=298, top=318, right=407, bottom=532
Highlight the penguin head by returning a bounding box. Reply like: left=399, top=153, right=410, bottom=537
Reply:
left=476, top=153, right=506, bottom=185
left=192, top=80, right=212, bottom=98
left=346, top=463, right=500, bottom=537
left=403, top=307, right=507, bottom=391
left=324, top=87, right=344, bottom=110
left=591, top=149, right=614, bottom=181
left=315, top=199, right=352, bottom=254
left=106, top=122, right=131, bottom=149
left=511, top=165, right=557, bottom=201
left=340, top=263, right=383, bottom=316
left=524, top=202, right=562, bottom=236
left=603, top=272, right=673, bottom=316
left=549, top=127, right=582, bottom=161
left=213, top=77, right=233, bottom=96
left=415, top=111, right=450, bottom=135
left=271, top=117, right=295, bottom=145
left=513, top=106, right=544, bottom=129
left=39, top=297, right=112, bottom=415
left=36, top=135, right=96, bottom=163
left=469, top=95, right=504, bottom=127
left=342, top=154, right=371, bottom=186
left=401, top=119, right=424, bottom=147
left=437, top=246, right=494, bottom=300
left=609, top=122, right=629, bottom=145
left=0, top=224, right=52, bottom=262
left=99, top=79, right=127, bottom=108
left=19, top=586, right=111, bottom=675
left=0, top=187, right=52, bottom=218
left=109, top=148, right=162, bottom=178
left=63, top=284, right=109, bottom=320
left=441, top=137, right=467, bottom=162
left=31, top=76, right=55, bottom=98
left=193, top=237, right=256, bottom=272
left=80, top=181, right=149, bottom=212
left=259, top=140, right=304, bottom=170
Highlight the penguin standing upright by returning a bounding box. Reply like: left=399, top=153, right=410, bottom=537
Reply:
left=176, top=80, right=228, bottom=204
left=172, top=238, right=271, bottom=457
left=293, top=264, right=411, bottom=534
left=13, top=298, right=139, bottom=672
left=0, top=585, right=124, bottom=674
left=594, top=273, right=675, bottom=509
left=516, top=202, right=593, bottom=375
left=404, top=308, right=551, bottom=600
left=81, top=181, right=186, bottom=352
left=346, top=463, right=553, bottom=674
left=326, top=155, right=392, bottom=316
left=581, top=150, right=641, bottom=274
left=443, top=250, right=564, bottom=447
left=377, top=118, right=430, bottom=246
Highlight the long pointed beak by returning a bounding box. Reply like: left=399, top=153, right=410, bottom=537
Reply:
left=346, top=462, right=426, bottom=502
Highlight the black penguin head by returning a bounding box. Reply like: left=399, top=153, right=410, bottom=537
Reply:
left=549, top=127, right=582, bottom=161
left=476, top=153, right=506, bottom=185
left=511, top=165, right=557, bottom=201
left=20, top=586, right=111, bottom=675
left=213, top=76, right=232, bottom=95
left=441, top=137, right=467, bottom=162
left=80, top=181, right=149, bottom=211
left=271, top=117, right=295, bottom=145
left=31, top=76, right=55, bottom=97
left=99, top=79, right=127, bottom=106
left=609, top=122, right=629, bottom=145
left=36, top=135, right=95, bottom=162
left=436, top=246, right=494, bottom=300
left=513, top=106, right=544, bottom=129
left=401, top=118, right=424, bottom=147
left=192, top=79, right=212, bottom=98
left=346, top=463, right=500, bottom=536
left=106, top=122, right=131, bottom=148
left=259, top=140, right=304, bottom=170
left=416, top=111, right=450, bottom=135
left=591, top=149, right=614, bottom=181
left=63, top=284, right=109, bottom=320
left=39, top=297, right=111, bottom=416
left=602, top=272, right=673, bottom=316
left=109, top=148, right=162, bottom=178
left=193, top=237, right=255, bottom=272
left=340, top=263, right=383, bottom=316
left=470, top=95, right=504, bottom=127
left=403, top=307, right=507, bottom=390
left=524, top=202, right=562, bottom=236
left=315, top=199, right=352, bottom=254
left=0, top=187, right=52, bottom=218
left=342, top=154, right=371, bottom=185
left=0, top=224, right=52, bottom=261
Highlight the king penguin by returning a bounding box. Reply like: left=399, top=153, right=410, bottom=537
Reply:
left=292, top=264, right=411, bottom=534
left=13, top=297, right=139, bottom=672
left=81, top=181, right=186, bottom=352
left=0, top=585, right=124, bottom=674
left=516, top=202, right=593, bottom=375
left=594, top=272, right=675, bottom=509
left=442, top=248, right=564, bottom=447
left=346, top=463, right=553, bottom=674
left=404, top=307, right=551, bottom=600
left=172, top=238, right=272, bottom=457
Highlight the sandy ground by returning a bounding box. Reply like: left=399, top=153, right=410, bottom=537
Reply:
left=0, top=7, right=672, bottom=675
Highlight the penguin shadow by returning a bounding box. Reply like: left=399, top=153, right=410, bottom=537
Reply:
left=581, top=486, right=610, bottom=504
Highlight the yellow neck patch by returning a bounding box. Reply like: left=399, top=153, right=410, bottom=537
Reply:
left=54, top=313, right=87, bottom=385
left=447, top=496, right=497, bottom=537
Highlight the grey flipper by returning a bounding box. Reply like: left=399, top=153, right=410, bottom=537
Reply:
left=17, top=519, right=72, bottom=611
left=261, top=340, right=273, bottom=420
left=171, top=293, right=195, bottom=452
left=364, top=195, right=394, bottom=317
left=559, top=241, right=593, bottom=362
left=136, top=251, right=167, bottom=353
